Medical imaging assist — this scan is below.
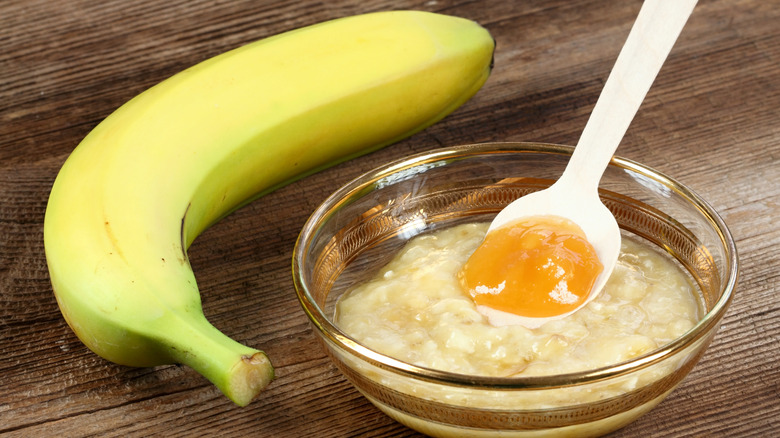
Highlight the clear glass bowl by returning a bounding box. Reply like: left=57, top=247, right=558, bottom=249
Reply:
left=292, top=142, right=737, bottom=437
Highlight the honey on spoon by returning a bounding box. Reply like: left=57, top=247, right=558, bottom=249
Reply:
left=461, top=0, right=699, bottom=328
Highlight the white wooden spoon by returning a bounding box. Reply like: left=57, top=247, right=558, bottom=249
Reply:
left=482, top=0, right=699, bottom=328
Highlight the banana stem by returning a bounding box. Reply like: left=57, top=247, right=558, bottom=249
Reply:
left=158, top=312, right=274, bottom=406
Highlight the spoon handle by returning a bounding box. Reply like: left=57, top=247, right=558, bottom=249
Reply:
left=561, top=0, right=698, bottom=195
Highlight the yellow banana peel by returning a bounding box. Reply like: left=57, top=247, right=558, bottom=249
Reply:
left=44, top=10, right=494, bottom=406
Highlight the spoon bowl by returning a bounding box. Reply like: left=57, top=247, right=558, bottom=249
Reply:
left=485, top=179, right=620, bottom=328
left=485, top=0, right=698, bottom=327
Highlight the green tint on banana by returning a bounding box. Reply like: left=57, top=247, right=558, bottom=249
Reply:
left=44, top=10, right=494, bottom=406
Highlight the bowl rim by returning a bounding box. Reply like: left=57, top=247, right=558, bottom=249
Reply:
left=292, top=141, right=738, bottom=389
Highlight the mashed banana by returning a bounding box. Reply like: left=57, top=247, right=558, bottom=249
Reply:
left=335, top=223, right=701, bottom=376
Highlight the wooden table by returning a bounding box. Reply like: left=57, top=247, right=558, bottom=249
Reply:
left=2, top=0, right=777, bottom=436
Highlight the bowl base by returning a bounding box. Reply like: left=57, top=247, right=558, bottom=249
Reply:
left=365, top=388, right=673, bottom=438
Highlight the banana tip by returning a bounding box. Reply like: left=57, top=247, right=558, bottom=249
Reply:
left=228, top=351, right=275, bottom=406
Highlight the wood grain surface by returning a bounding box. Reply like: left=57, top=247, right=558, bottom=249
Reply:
left=1, top=0, right=777, bottom=436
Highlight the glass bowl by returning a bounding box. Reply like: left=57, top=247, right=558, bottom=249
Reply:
left=292, top=142, right=737, bottom=437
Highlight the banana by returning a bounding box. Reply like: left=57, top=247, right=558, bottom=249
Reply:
left=43, top=10, right=493, bottom=406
